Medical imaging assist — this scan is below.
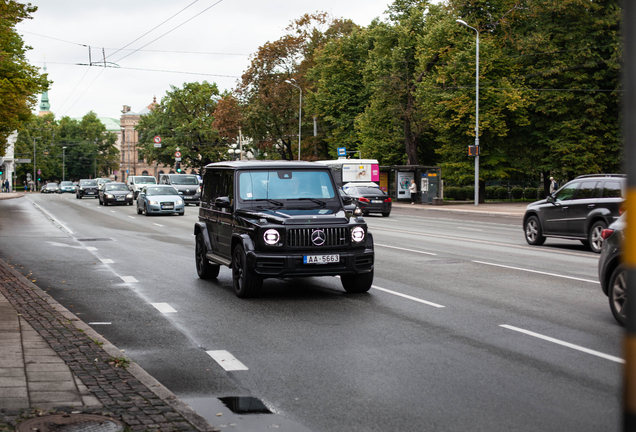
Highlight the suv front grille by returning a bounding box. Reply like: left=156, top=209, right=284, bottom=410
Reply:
left=287, top=227, right=349, bottom=247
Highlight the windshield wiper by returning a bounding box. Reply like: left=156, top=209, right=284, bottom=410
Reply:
left=252, top=198, right=284, bottom=207
left=295, top=197, right=327, bottom=207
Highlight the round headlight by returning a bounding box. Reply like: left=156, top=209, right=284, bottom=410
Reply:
left=149, top=200, right=159, bottom=205
left=263, top=229, right=280, bottom=245
left=351, top=226, right=365, bottom=242
left=176, top=200, right=183, bottom=205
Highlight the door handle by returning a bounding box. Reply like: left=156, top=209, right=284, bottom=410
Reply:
left=588, top=204, right=596, bottom=208
left=561, top=206, right=569, bottom=210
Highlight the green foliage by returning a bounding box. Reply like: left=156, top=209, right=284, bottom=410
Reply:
left=0, top=1, right=50, bottom=152
left=511, top=187, right=523, bottom=199
left=136, top=81, right=223, bottom=173
left=14, top=112, right=119, bottom=184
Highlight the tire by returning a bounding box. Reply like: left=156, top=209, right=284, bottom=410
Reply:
left=232, top=244, right=262, bottom=298
left=341, top=269, right=374, bottom=293
left=382, top=211, right=391, bottom=217
left=524, top=215, right=546, bottom=246
left=179, top=211, right=185, bottom=216
left=99, top=198, right=103, bottom=205
left=144, top=204, right=150, bottom=216
left=137, top=205, right=142, bottom=215
left=608, top=265, right=627, bottom=326
left=195, top=233, right=220, bottom=279
left=588, top=220, right=607, bottom=253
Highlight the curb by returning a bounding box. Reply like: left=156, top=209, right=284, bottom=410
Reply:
left=0, top=258, right=217, bottom=432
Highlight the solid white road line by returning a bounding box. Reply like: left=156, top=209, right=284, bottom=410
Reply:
left=206, top=350, right=249, bottom=371
left=120, top=276, right=138, bottom=283
left=375, top=243, right=437, bottom=256
left=110, top=211, right=115, bottom=213
left=473, top=260, right=599, bottom=284
left=153, top=223, right=163, bottom=227
left=128, top=216, right=135, bottom=219
left=85, top=247, right=97, bottom=251
left=500, top=324, right=624, bottom=364
left=88, top=322, right=112, bottom=325
left=28, top=199, right=74, bottom=234
left=372, top=285, right=445, bottom=308
left=152, top=303, right=177, bottom=314
left=100, top=259, right=114, bottom=264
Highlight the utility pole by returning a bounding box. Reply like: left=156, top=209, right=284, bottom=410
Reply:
left=32, top=137, right=40, bottom=191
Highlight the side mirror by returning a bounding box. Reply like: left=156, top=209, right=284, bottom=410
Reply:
left=215, top=196, right=232, bottom=208
left=547, top=194, right=555, bottom=203
left=342, top=195, right=354, bottom=205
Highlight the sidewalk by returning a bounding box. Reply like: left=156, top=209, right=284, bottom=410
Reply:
left=392, top=201, right=527, bottom=217
left=0, top=258, right=217, bottom=432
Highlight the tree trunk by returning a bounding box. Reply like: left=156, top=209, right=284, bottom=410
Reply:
left=404, top=116, right=418, bottom=166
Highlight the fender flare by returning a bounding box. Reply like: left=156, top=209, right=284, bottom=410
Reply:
left=193, top=222, right=212, bottom=252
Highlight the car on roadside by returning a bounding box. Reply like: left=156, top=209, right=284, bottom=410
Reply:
left=127, top=175, right=157, bottom=199
left=194, top=160, right=375, bottom=298
left=598, top=213, right=626, bottom=326
left=158, top=173, right=201, bottom=206
left=523, top=174, right=625, bottom=253
left=99, top=182, right=133, bottom=206
left=59, top=181, right=75, bottom=193
left=76, top=179, right=99, bottom=199
left=341, top=185, right=391, bottom=217
left=136, top=185, right=185, bottom=216
left=41, top=182, right=60, bottom=194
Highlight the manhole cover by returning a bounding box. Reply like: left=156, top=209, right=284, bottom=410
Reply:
left=17, top=414, right=124, bottom=432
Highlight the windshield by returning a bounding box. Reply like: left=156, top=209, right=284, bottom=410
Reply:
left=136, top=176, right=156, bottom=184
left=105, top=184, right=129, bottom=192
left=348, top=187, right=385, bottom=196
left=60, top=181, right=73, bottom=186
left=239, top=170, right=335, bottom=201
left=145, top=186, right=178, bottom=196
left=80, top=180, right=97, bottom=186
left=171, top=175, right=198, bottom=185
left=46, top=183, right=58, bottom=187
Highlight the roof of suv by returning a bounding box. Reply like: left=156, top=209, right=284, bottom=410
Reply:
left=204, top=160, right=329, bottom=170
left=575, top=174, right=626, bottom=179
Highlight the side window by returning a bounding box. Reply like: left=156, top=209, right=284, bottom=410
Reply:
left=224, top=171, right=234, bottom=201
left=201, top=171, right=214, bottom=205
left=602, top=181, right=623, bottom=198
left=210, top=171, right=223, bottom=205
left=576, top=181, right=600, bottom=199
left=554, top=182, right=578, bottom=202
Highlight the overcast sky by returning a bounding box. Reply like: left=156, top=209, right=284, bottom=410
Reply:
left=16, top=0, right=406, bottom=121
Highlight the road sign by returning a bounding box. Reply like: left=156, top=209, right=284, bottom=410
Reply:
left=175, top=157, right=182, bottom=161
left=154, top=143, right=162, bottom=148
left=175, top=151, right=182, bottom=158
left=16, top=158, right=31, bottom=163
left=154, top=136, right=162, bottom=143
left=337, top=147, right=346, bottom=157
left=37, top=169, right=41, bottom=175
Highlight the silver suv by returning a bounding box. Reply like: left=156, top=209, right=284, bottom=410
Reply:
left=127, top=175, right=157, bottom=199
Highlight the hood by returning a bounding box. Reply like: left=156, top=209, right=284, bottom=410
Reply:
left=171, top=184, right=199, bottom=192
left=527, top=198, right=548, bottom=209
left=105, top=190, right=131, bottom=195
left=236, top=207, right=351, bottom=225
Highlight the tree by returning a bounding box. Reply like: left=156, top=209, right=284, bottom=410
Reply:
left=0, top=1, right=50, bottom=152
left=15, top=112, right=119, bottom=184
left=136, top=81, right=223, bottom=172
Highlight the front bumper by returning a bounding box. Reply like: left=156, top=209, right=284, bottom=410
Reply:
left=246, top=248, right=374, bottom=278
left=147, top=202, right=185, bottom=214
left=104, top=196, right=133, bottom=205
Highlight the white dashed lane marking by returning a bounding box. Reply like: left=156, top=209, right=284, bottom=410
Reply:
left=152, top=303, right=177, bottom=314
left=206, top=350, right=249, bottom=371
left=473, top=261, right=599, bottom=284
left=153, top=223, right=163, bottom=227
left=120, top=276, right=138, bottom=283
left=372, top=285, right=444, bottom=308
left=100, top=259, right=114, bottom=264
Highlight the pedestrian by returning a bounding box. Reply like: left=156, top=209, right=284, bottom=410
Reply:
left=409, top=179, right=417, bottom=205
left=549, top=176, right=558, bottom=194
left=3, top=179, right=8, bottom=193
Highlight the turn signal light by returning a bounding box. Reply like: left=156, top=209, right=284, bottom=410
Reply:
left=600, top=228, right=615, bottom=240
left=358, top=197, right=370, bottom=203
left=384, top=198, right=392, bottom=203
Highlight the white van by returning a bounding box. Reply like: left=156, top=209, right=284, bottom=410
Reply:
left=127, top=175, right=157, bottom=199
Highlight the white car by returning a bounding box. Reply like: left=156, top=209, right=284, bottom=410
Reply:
left=127, top=175, right=157, bottom=199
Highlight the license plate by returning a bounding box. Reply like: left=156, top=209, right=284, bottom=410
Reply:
left=116, top=197, right=124, bottom=201
left=87, top=191, right=95, bottom=194
left=183, top=196, right=192, bottom=199
left=303, top=254, right=339, bottom=264
left=372, top=200, right=383, bottom=203
left=162, top=204, right=174, bottom=209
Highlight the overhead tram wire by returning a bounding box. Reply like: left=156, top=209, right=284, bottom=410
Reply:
left=104, top=0, right=200, bottom=61
left=112, top=0, right=225, bottom=64
left=60, top=67, right=107, bottom=117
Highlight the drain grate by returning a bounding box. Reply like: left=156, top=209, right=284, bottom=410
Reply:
left=219, top=397, right=272, bottom=414
left=17, top=414, right=124, bottom=432
left=76, top=238, right=113, bottom=242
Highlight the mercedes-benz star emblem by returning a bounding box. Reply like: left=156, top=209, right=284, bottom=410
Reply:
left=311, top=229, right=326, bottom=246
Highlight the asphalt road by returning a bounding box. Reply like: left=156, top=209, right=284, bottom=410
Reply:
left=0, top=193, right=622, bottom=432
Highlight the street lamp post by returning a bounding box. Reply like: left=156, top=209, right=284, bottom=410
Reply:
left=456, top=19, right=480, bottom=206
left=62, top=146, right=67, bottom=181
left=32, top=137, right=40, bottom=191
left=284, top=79, right=302, bottom=161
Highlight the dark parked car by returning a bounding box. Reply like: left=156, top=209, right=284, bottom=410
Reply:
left=598, top=213, right=626, bottom=326
left=523, top=174, right=625, bottom=253
left=41, top=182, right=60, bottom=194
left=99, top=182, right=133, bottom=206
left=59, top=181, right=75, bottom=193
left=194, top=161, right=375, bottom=298
left=158, top=173, right=201, bottom=205
left=342, top=185, right=392, bottom=217
left=76, top=179, right=98, bottom=199
left=136, top=185, right=185, bottom=216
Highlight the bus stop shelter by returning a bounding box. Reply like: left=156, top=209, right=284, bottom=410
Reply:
left=379, top=165, right=442, bottom=204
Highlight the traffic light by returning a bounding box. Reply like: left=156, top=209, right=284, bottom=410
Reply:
left=176, top=162, right=181, bottom=173
left=0, top=165, right=3, bottom=175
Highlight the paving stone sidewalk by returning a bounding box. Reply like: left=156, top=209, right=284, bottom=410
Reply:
left=0, top=258, right=217, bottom=432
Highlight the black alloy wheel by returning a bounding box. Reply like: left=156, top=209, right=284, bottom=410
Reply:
left=609, top=265, right=627, bottom=326
left=525, top=216, right=546, bottom=246
left=195, top=233, right=220, bottom=279
left=340, top=269, right=374, bottom=293
left=588, top=220, right=607, bottom=253
left=144, top=203, right=150, bottom=216
left=232, top=244, right=262, bottom=298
